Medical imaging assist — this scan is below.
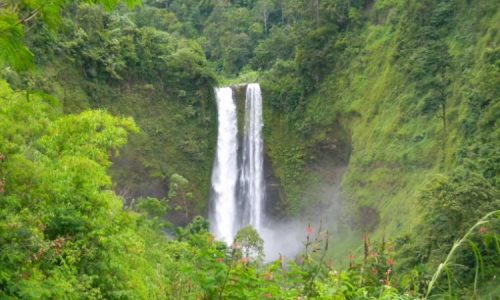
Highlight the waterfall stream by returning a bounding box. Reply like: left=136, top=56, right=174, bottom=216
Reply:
left=210, top=87, right=238, bottom=244
left=211, top=83, right=265, bottom=244
left=238, top=84, right=264, bottom=233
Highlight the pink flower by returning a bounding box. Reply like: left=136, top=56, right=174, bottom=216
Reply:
left=387, top=258, right=394, bottom=266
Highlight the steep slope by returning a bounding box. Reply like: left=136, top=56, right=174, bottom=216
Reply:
left=258, top=0, right=499, bottom=264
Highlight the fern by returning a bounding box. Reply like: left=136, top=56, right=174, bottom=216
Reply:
left=0, top=11, right=34, bottom=70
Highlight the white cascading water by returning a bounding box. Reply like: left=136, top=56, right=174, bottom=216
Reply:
left=238, top=83, right=265, bottom=233
left=210, top=87, right=238, bottom=244
left=211, top=83, right=266, bottom=244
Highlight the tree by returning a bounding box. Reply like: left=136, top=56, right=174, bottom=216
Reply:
left=0, top=80, right=150, bottom=298
left=169, top=173, right=193, bottom=219
left=233, top=226, right=264, bottom=262
left=135, top=197, right=168, bottom=218
left=255, top=0, right=276, bottom=33
left=251, top=26, right=298, bottom=69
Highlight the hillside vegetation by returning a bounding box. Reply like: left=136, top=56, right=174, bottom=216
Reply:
left=0, top=0, right=498, bottom=298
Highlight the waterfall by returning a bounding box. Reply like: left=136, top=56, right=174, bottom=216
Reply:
left=238, top=84, right=265, bottom=233
left=211, top=83, right=265, bottom=244
left=210, top=87, right=238, bottom=244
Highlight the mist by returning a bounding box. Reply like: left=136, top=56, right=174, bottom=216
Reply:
left=260, top=175, right=345, bottom=262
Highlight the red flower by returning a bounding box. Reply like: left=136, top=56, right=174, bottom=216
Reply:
left=239, top=257, right=250, bottom=264
left=215, top=258, right=224, bottom=263
left=387, top=258, right=394, bottom=266
left=263, top=272, right=274, bottom=281
left=479, top=227, right=489, bottom=234
left=263, top=293, right=273, bottom=299
left=306, top=225, right=313, bottom=236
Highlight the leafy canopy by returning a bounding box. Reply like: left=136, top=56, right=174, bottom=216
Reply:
left=0, top=0, right=141, bottom=70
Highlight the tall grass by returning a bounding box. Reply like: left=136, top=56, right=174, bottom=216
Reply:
left=425, top=210, right=500, bottom=299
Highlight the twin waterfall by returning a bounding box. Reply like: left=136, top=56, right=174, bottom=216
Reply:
left=211, top=84, right=265, bottom=244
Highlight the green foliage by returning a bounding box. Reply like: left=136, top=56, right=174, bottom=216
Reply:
left=296, top=25, right=340, bottom=90
left=393, top=167, right=500, bottom=298
left=0, top=0, right=141, bottom=70
left=234, top=225, right=264, bottom=262
left=0, top=0, right=498, bottom=298
left=0, top=11, right=34, bottom=70
left=242, top=1, right=500, bottom=297
left=134, top=197, right=168, bottom=218
left=0, top=80, right=153, bottom=298
left=0, top=74, right=496, bottom=298
left=424, top=210, right=500, bottom=299
left=39, top=110, right=138, bottom=167
left=175, top=215, right=210, bottom=240
left=261, top=59, right=303, bottom=113
left=168, top=173, right=194, bottom=219
left=60, top=5, right=215, bottom=89
left=15, top=1, right=219, bottom=223
left=418, top=167, right=498, bottom=254
left=256, top=0, right=498, bottom=237
left=251, top=26, right=298, bottom=70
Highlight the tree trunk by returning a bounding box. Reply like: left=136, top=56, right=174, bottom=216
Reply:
left=315, top=0, right=320, bottom=26
left=280, top=0, right=284, bottom=24
left=441, top=99, right=447, bottom=164
left=263, top=9, right=268, bottom=33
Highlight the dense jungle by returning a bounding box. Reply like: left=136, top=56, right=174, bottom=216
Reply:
left=0, top=0, right=498, bottom=298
